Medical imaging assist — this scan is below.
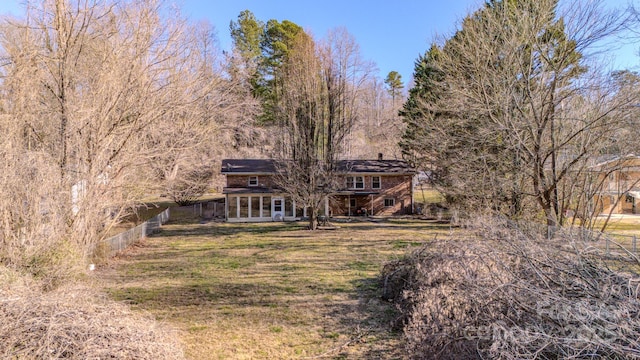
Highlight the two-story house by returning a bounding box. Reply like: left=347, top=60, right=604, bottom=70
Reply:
left=221, top=157, right=414, bottom=222
left=592, top=155, right=640, bottom=214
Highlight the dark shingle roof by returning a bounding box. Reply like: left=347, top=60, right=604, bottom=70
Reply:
left=335, top=160, right=414, bottom=173
left=221, top=159, right=413, bottom=174
left=221, top=159, right=276, bottom=174
left=222, top=186, right=280, bottom=194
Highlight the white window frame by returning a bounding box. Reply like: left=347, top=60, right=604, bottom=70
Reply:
left=228, top=196, right=239, bottom=218
left=384, top=198, right=395, bottom=207
left=346, top=176, right=364, bottom=189
left=248, top=176, right=259, bottom=187
left=273, top=198, right=283, bottom=212
left=372, top=176, right=381, bottom=189
left=249, top=196, right=261, bottom=218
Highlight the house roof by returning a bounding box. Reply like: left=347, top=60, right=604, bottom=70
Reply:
left=335, top=160, right=414, bottom=174
left=221, top=159, right=277, bottom=174
left=222, top=186, right=281, bottom=194
left=221, top=159, right=414, bottom=175
left=591, top=154, right=640, bottom=171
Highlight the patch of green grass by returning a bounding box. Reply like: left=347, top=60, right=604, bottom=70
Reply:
left=355, top=278, right=380, bottom=292
left=189, top=325, right=209, bottom=333
left=604, top=223, right=640, bottom=233
left=269, top=325, right=283, bottom=333
left=391, top=240, right=424, bottom=248
left=413, top=186, right=445, bottom=204
left=323, top=331, right=340, bottom=339
left=592, top=216, right=640, bottom=233
left=347, top=261, right=373, bottom=271
left=213, top=257, right=255, bottom=270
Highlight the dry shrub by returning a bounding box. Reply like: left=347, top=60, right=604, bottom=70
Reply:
left=0, top=151, right=80, bottom=287
left=382, top=217, right=640, bottom=359
left=0, top=268, right=184, bottom=359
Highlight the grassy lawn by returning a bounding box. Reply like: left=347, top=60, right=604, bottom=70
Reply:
left=413, top=186, right=444, bottom=204
left=97, top=212, right=454, bottom=359
left=589, top=215, right=640, bottom=257
left=599, top=216, right=640, bottom=235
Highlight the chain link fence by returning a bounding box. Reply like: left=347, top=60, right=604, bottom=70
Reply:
left=95, top=208, right=170, bottom=258
left=550, top=225, right=639, bottom=258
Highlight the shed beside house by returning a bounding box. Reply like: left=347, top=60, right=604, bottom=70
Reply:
left=221, top=158, right=415, bottom=222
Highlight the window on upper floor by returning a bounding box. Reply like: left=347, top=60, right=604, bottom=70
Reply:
left=372, top=176, right=381, bottom=189
left=248, top=176, right=258, bottom=186
left=346, top=176, right=364, bottom=189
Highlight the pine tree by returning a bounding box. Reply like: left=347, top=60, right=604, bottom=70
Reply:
left=384, top=71, right=404, bottom=106
left=399, top=45, right=443, bottom=166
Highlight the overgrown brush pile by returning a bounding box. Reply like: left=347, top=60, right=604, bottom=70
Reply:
left=382, top=218, right=640, bottom=359
left=0, top=267, right=184, bottom=359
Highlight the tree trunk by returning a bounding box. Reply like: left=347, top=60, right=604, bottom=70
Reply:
left=308, top=207, right=317, bottom=230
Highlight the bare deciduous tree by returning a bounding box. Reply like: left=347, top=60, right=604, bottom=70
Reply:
left=0, top=0, right=255, bottom=280
left=145, top=21, right=259, bottom=204
left=273, top=28, right=371, bottom=229
left=348, top=76, right=404, bottom=159
left=403, top=0, right=636, bottom=228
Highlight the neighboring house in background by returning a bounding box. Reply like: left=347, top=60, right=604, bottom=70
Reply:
left=592, top=155, right=640, bottom=215
left=221, top=157, right=415, bottom=222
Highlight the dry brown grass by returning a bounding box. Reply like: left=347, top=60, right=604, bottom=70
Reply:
left=97, top=212, right=455, bottom=359
left=0, top=267, right=183, bottom=359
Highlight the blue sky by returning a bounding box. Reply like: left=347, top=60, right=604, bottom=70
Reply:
left=179, top=0, right=479, bottom=81
left=0, top=0, right=638, bottom=83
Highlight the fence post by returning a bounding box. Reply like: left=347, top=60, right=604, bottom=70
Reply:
left=605, top=237, right=610, bottom=256
left=633, top=235, right=637, bottom=255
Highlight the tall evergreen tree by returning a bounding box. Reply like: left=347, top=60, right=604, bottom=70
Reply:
left=258, top=19, right=307, bottom=123
left=229, top=11, right=306, bottom=124
left=229, top=10, right=264, bottom=64
left=399, top=45, right=443, bottom=166
left=384, top=70, right=404, bottom=106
